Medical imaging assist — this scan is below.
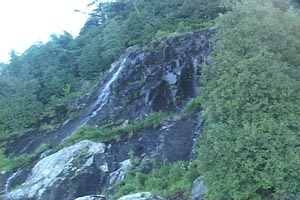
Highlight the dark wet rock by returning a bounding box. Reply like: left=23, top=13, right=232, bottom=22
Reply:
left=96, top=112, right=202, bottom=196
left=94, top=29, right=213, bottom=126
left=103, top=113, right=201, bottom=164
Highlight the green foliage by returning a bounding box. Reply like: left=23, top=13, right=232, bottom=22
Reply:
left=198, top=0, right=300, bottom=199
left=183, top=96, right=202, bottom=113
left=57, top=112, right=168, bottom=150
left=114, top=161, right=201, bottom=199
left=0, top=151, right=34, bottom=172
left=0, top=143, right=51, bottom=172
left=77, top=0, right=226, bottom=76
left=0, top=32, right=84, bottom=137
left=35, top=143, right=51, bottom=154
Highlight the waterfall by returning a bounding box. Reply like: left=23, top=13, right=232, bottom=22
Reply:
left=4, top=169, right=21, bottom=193
left=192, top=57, right=199, bottom=96
left=192, top=57, right=199, bottom=71
left=202, top=54, right=207, bottom=69
left=81, top=57, right=128, bottom=125
left=55, top=56, right=130, bottom=145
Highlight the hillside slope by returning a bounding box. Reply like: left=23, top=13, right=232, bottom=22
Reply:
left=0, top=28, right=213, bottom=200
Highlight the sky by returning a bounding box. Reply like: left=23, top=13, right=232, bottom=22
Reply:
left=0, top=0, right=99, bottom=63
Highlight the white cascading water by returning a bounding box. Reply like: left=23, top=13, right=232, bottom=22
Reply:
left=192, top=57, right=199, bottom=96
left=81, top=57, right=128, bottom=125
left=202, top=54, right=207, bottom=69
left=4, top=168, right=21, bottom=193
left=192, top=57, right=199, bottom=71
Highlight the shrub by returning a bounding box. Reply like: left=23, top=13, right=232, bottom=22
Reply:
left=114, top=161, right=201, bottom=199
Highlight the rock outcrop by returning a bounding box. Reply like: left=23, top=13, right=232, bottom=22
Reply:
left=88, top=29, right=213, bottom=126
left=3, top=141, right=106, bottom=200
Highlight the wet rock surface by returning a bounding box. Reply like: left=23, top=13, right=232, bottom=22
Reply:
left=94, top=112, right=202, bottom=195
left=94, top=29, right=213, bottom=126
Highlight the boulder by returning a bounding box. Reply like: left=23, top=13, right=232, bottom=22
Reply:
left=191, top=177, right=206, bottom=200
left=74, top=195, right=108, bottom=200
left=117, top=192, right=165, bottom=200
left=109, top=159, right=131, bottom=186
left=3, top=140, right=106, bottom=200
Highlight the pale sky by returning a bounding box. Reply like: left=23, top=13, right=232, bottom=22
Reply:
left=0, top=0, right=99, bottom=63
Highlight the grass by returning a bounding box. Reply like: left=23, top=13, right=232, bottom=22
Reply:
left=57, top=112, right=168, bottom=151
left=113, top=161, right=201, bottom=199
left=0, top=128, right=34, bottom=144
left=0, top=143, right=51, bottom=172
left=183, top=95, right=202, bottom=113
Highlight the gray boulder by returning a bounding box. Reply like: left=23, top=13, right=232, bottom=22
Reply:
left=191, top=177, right=206, bottom=200
left=3, top=140, right=106, bottom=200
left=117, top=192, right=165, bottom=200
left=109, top=159, right=131, bottom=186
left=74, top=195, right=107, bottom=200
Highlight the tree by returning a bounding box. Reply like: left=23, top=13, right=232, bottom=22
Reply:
left=0, top=0, right=227, bottom=138
left=198, top=0, right=300, bottom=199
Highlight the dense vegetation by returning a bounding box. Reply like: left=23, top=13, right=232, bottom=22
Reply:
left=198, top=0, right=300, bottom=199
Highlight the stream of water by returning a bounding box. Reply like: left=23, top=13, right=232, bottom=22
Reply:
left=4, top=169, right=21, bottom=193
left=3, top=57, right=130, bottom=194
left=81, top=57, right=128, bottom=125
left=54, top=56, right=129, bottom=145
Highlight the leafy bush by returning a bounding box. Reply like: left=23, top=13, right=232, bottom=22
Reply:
left=198, top=0, right=300, bottom=199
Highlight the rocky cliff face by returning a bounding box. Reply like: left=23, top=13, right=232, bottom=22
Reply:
left=0, top=28, right=214, bottom=200
left=98, top=31, right=212, bottom=124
